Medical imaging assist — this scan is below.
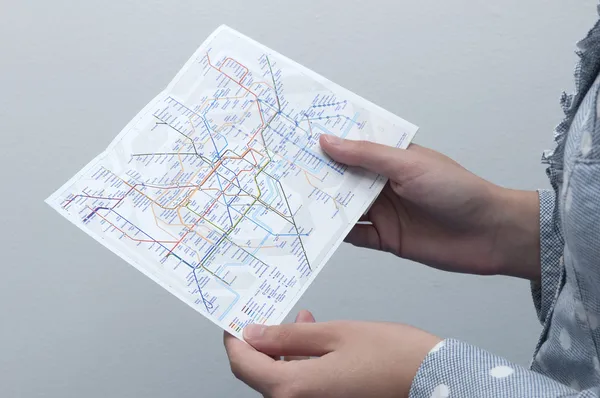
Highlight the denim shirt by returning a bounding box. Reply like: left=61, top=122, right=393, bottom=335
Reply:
left=409, top=7, right=600, bottom=398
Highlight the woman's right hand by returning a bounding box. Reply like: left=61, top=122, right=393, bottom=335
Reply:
left=320, top=135, right=541, bottom=281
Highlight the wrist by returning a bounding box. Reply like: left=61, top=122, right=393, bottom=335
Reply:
left=403, top=328, right=444, bottom=397
left=488, top=187, right=541, bottom=281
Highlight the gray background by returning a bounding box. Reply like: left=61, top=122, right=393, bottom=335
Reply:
left=1, top=0, right=596, bottom=397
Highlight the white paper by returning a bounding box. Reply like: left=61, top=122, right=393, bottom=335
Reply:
left=46, top=25, right=418, bottom=339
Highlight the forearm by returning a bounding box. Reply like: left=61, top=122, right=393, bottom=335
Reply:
left=489, top=187, right=542, bottom=281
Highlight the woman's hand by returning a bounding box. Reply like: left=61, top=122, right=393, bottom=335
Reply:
left=224, top=311, right=441, bottom=398
left=320, top=135, right=540, bottom=280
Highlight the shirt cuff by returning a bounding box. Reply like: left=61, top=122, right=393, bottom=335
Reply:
left=408, top=338, right=576, bottom=398
left=531, top=189, right=565, bottom=324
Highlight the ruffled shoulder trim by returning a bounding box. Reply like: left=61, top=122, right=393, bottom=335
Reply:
left=543, top=7, right=600, bottom=168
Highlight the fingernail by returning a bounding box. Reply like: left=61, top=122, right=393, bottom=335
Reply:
left=323, top=135, right=342, bottom=145
left=244, top=324, right=266, bottom=340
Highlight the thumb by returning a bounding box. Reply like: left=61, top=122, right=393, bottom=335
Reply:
left=243, top=322, right=340, bottom=357
left=319, top=134, right=410, bottom=179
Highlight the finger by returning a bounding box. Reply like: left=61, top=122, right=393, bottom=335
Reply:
left=223, top=332, right=281, bottom=393
left=243, top=322, right=340, bottom=357
left=319, top=135, right=411, bottom=179
left=295, top=309, right=316, bottom=323
left=284, top=310, right=316, bottom=361
left=344, top=224, right=381, bottom=250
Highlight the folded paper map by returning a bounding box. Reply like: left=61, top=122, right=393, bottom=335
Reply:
left=46, top=25, right=418, bottom=339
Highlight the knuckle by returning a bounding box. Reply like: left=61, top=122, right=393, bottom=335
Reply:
left=273, top=326, right=293, bottom=346
left=229, top=362, right=243, bottom=380
left=394, top=162, right=426, bottom=188
left=346, top=140, right=366, bottom=160
left=228, top=356, right=246, bottom=381
left=268, top=365, right=300, bottom=398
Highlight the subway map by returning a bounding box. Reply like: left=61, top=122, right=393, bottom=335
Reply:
left=46, top=26, right=418, bottom=339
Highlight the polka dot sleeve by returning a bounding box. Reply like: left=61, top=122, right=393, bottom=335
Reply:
left=408, top=339, right=600, bottom=397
